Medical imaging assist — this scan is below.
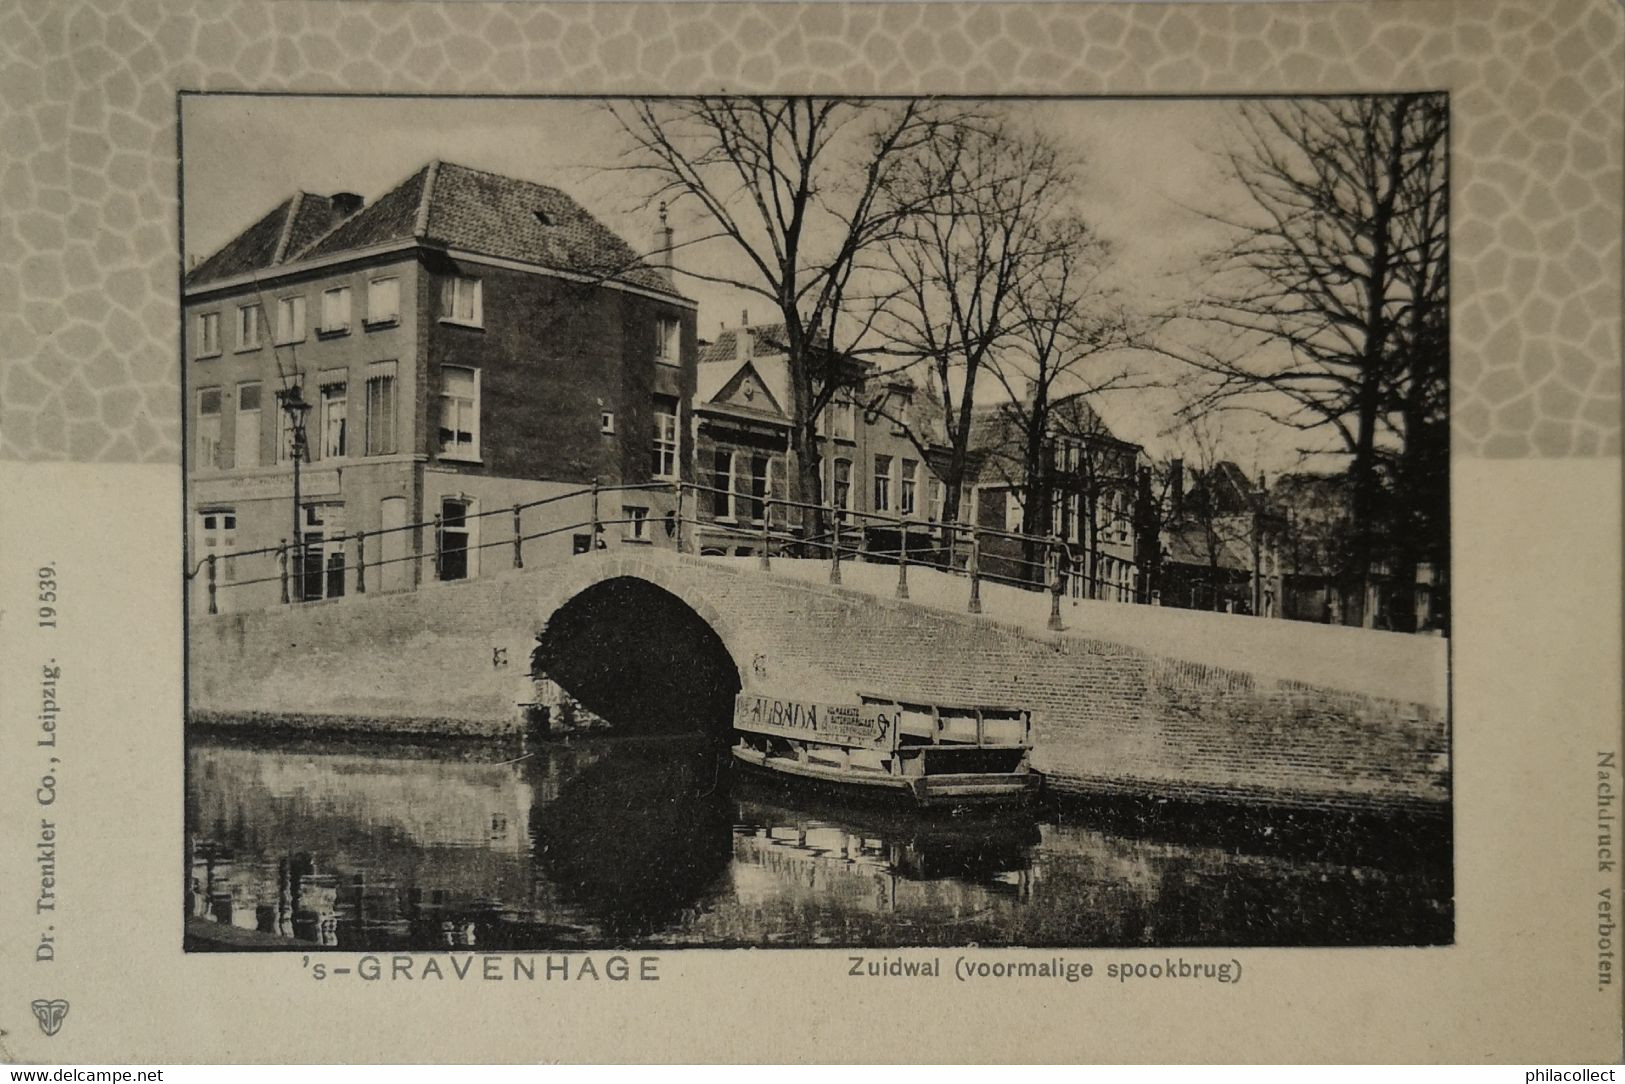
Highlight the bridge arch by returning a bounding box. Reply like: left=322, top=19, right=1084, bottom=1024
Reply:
left=528, top=558, right=748, bottom=734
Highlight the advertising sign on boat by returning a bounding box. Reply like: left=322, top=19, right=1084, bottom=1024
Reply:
left=732, top=693, right=892, bottom=748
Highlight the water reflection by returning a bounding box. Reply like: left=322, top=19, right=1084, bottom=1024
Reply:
left=185, top=731, right=1449, bottom=950
left=535, top=739, right=734, bottom=940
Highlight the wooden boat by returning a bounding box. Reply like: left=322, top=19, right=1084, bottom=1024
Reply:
left=730, top=691, right=1040, bottom=809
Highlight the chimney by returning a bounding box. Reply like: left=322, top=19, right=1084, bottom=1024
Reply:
left=735, top=311, right=751, bottom=362
left=650, top=201, right=674, bottom=271
left=1169, top=458, right=1184, bottom=519
left=329, top=192, right=364, bottom=222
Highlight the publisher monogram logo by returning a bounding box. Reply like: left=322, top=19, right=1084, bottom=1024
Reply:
left=31, top=999, right=68, bottom=1037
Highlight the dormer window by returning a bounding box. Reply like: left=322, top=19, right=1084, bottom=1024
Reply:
left=533, top=210, right=553, bottom=227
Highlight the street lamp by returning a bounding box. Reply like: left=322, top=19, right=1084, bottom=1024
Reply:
left=277, top=386, right=312, bottom=601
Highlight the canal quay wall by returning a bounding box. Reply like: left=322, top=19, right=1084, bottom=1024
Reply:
left=188, top=550, right=1449, bottom=814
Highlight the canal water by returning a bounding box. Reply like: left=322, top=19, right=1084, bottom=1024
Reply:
left=186, top=731, right=1451, bottom=950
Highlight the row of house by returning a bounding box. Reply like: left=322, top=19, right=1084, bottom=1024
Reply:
left=184, top=160, right=1440, bottom=632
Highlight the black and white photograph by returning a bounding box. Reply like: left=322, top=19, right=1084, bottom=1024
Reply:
left=179, top=92, right=1451, bottom=953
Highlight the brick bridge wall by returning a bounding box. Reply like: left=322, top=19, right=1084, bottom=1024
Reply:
left=189, top=549, right=1450, bottom=813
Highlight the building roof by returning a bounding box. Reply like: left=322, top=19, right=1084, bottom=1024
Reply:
left=185, top=192, right=339, bottom=287
left=187, top=160, right=684, bottom=300
left=1162, top=521, right=1257, bottom=571
left=698, top=324, right=791, bottom=365
left=697, top=322, right=949, bottom=448
left=695, top=357, right=792, bottom=424
left=1198, top=460, right=1260, bottom=513
left=1270, top=470, right=1353, bottom=577
left=965, top=391, right=1136, bottom=483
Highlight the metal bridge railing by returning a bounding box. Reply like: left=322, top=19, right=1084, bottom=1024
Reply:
left=187, top=478, right=1150, bottom=631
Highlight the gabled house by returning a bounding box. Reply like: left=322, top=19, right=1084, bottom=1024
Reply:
left=184, top=160, right=698, bottom=612
left=692, top=321, right=950, bottom=558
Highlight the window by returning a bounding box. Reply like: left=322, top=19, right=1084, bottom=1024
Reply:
left=873, top=454, right=894, bottom=513
left=622, top=505, right=649, bottom=542
left=1006, top=489, right=1024, bottom=533
left=655, top=316, right=680, bottom=366
left=746, top=455, right=770, bottom=523
left=442, top=276, right=482, bottom=327
left=829, top=457, right=852, bottom=517
left=366, top=277, right=400, bottom=325
left=438, top=366, right=479, bottom=459
left=196, top=312, right=220, bottom=357
left=296, top=503, right=345, bottom=601
left=235, top=304, right=262, bottom=350
left=600, top=411, right=615, bottom=435
left=711, top=450, right=737, bottom=519
left=276, top=383, right=304, bottom=464
left=886, top=389, right=909, bottom=435
left=900, top=458, right=919, bottom=517
left=274, top=296, right=306, bottom=344
left=235, top=383, right=261, bottom=469
left=928, top=475, right=945, bottom=523
left=319, top=373, right=347, bottom=459
left=364, top=361, right=397, bottom=456
left=437, top=498, right=472, bottom=581
left=1098, top=491, right=1127, bottom=544
left=195, top=388, right=222, bottom=470
left=320, top=286, right=352, bottom=334
left=197, top=509, right=237, bottom=584
left=817, top=396, right=856, bottom=441
left=652, top=396, right=679, bottom=480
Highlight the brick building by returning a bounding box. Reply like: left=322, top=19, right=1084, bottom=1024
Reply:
left=692, top=322, right=949, bottom=558
left=962, top=392, right=1144, bottom=598
left=184, top=160, right=697, bottom=612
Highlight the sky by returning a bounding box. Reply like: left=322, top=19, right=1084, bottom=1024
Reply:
left=181, top=95, right=1327, bottom=475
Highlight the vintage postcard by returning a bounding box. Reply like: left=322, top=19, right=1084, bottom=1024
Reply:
left=0, top=0, right=1620, bottom=1065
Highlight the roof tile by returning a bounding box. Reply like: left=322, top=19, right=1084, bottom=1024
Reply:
left=190, top=161, right=685, bottom=301
left=298, top=160, right=680, bottom=297
left=186, top=197, right=296, bottom=287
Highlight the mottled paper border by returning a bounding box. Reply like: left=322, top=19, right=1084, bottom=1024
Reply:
left=0, top=0, right=1620, bottom=462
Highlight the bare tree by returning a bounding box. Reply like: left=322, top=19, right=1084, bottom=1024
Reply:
left=608, top=97, right=964, bottom=524
left=872, top=120, right=1077, bottom=528
left=1167, top=94, right=1450, bottom=624
left=1161, top=405, right=1263, bottom=613
left=1384, top=96, right=1450, bottom=631
left=987, top=218, right=1140, bottom=540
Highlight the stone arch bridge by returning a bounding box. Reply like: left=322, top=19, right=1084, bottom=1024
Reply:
left=189, top=546, right=1449, bottom=813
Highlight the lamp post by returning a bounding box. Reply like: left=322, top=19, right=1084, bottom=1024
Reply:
left=277, top=386, right=312, bottom=601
